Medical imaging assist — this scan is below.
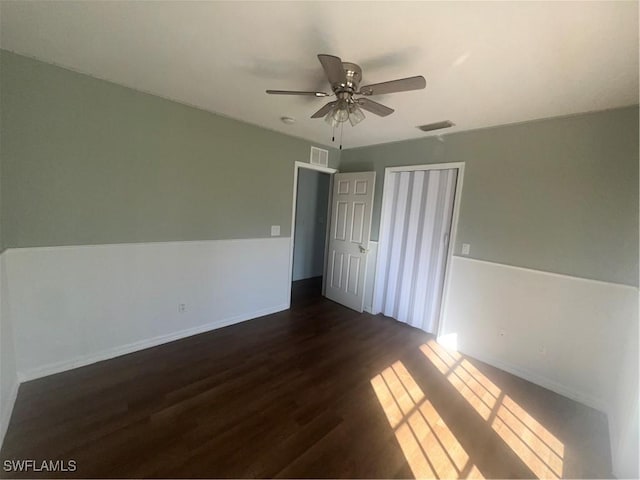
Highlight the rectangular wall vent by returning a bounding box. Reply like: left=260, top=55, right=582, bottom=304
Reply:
left=310, top=146, right=329, bottom=167
left=418, top=120, right=455, bottom=132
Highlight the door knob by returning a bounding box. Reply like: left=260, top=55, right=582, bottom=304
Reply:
left=359, top=245, right=369, bottom=254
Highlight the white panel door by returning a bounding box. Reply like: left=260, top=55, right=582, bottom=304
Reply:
left=325, top=172, right=375, bottom=312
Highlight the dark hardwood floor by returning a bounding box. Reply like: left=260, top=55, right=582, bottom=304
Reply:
left=1, top=277, right=612, bottom=478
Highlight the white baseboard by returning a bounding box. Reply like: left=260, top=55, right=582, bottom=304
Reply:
left=18, top=303, right=288, bottom=382
left=0, top=379, right=19, bottom=447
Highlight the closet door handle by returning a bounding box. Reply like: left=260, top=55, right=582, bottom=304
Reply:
left=359, top=244, right=369, bottom=254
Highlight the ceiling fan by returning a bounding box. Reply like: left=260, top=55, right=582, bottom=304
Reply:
left=266, top=54, right=426, bottom=128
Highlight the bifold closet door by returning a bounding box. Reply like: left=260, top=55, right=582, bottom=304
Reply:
left=375, top=168, right=457, bottom=334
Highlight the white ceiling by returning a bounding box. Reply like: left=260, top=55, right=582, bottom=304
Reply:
left=1, top=1, right=638, bottom=148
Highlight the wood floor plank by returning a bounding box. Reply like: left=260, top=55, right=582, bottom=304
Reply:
left=0, top=277, right=612, bottom=478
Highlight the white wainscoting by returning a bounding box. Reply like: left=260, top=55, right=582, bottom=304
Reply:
left=608, top=313, right=639, bottom=479
left=0, top=252, right=19, bottom=447
left=441, top=255, right=637, bottom=409
left=4, top=238, right=291, bottom=382
left=440, top=255, right=638, bottom=478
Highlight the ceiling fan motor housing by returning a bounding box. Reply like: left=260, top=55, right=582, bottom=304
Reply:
left=335, top=62, right=362, bottom=94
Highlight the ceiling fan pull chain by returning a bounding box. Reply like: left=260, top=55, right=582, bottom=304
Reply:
left=339, top=122, right=344, bottom=150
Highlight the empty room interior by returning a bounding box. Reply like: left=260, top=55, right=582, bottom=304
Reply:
left=0, top=1, right=638, bottom=479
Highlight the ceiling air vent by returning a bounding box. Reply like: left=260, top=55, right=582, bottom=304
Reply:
left=418, top=120, right=455, bottom=132
left=310, top=146, right=329, bottom=167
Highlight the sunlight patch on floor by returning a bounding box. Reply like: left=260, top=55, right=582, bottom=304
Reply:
left=371, top=361, right=484, bottom=479
left=420, top=340, right=564, bottom=479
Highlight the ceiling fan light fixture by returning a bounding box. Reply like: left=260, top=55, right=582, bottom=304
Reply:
left=331, top=99, right=350, bottom=123
left=324, top=110, right=341, bottom=128
left=332, top=108, right=350, bottom=123
left=348, top=104, right=365, bottom=126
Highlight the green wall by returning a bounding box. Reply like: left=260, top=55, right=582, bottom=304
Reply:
left=1, top=50, right=637, bottom=287
left=340, top=107, right=639, bottom=287
left=0, top=51, right=338, bottom=248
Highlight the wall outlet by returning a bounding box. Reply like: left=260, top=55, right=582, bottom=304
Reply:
left=178, top=303, right=186, bottom=313
left=539, top=345, right=547, bottom=355
left=461, top=243, right=471, bottom=255
left=271, top=225, right=280, bottom=236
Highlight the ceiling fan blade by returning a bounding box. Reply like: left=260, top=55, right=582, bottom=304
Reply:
left=356, top=98, right=394, bottom=117
left=359, top=76, right=426, bottom=96
left=266, top=90, right=329, bottom=97
left=317, top=54, right=347, bottom=86
left=311, top=101, right=338, bottom=118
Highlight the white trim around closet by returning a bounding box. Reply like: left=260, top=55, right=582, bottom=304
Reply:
left=372, top=162, right=465, bottom=338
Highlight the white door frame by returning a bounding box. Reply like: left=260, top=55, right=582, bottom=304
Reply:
left=372, top=162, right=465, bottom=338
left=288, top=161, right=338, bottom=307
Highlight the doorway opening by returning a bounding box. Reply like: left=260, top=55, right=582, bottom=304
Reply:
left=289, top=162, right=336, bottom=307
